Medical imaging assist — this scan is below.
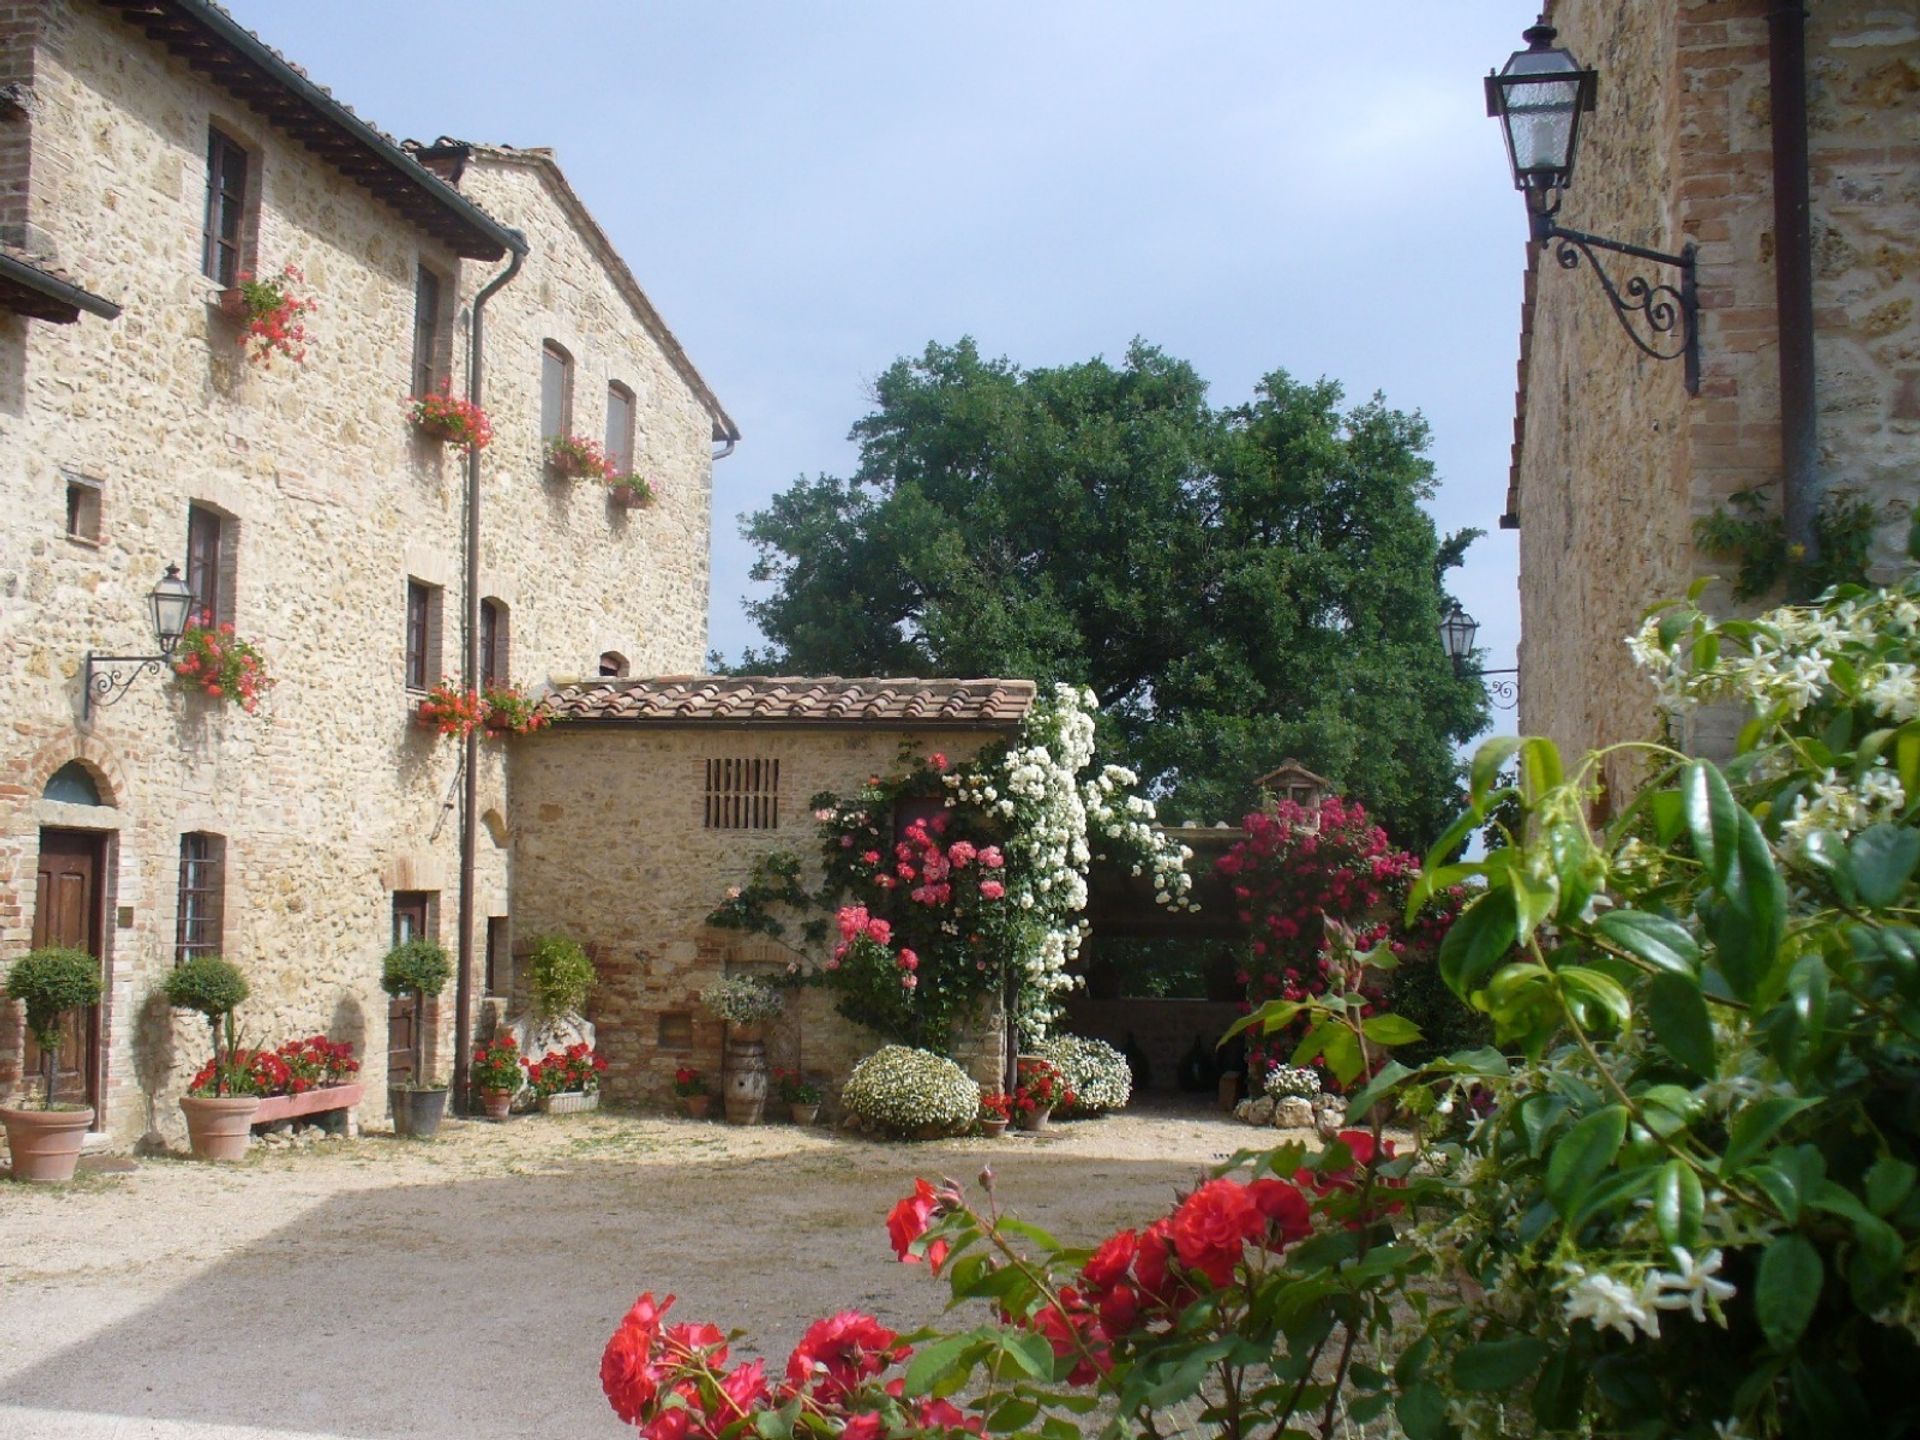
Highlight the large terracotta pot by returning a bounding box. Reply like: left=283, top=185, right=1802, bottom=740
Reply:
left=724, top=1034, right=768, bottom=1125
left=1016, top=1104, right=1053, bottom=1133
left=1, top=1105, right=94, bottom=1183
left=480, top=1088, right=513, bottom=1122
left=180, top=1094, right=261, bottom=1161
left=682, top=1094, right=711, bottom=1120
left=789, top=1103, right=820, bottom=1126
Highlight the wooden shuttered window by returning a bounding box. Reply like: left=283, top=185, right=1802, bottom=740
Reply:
left=411, top=265, right=443, bottom=396
left=185, top=504, right=225, bottom=627
left=541, top=342, right=572, bottom=441
left=176, top=832, right=225, bottom=963
left=704, top=758, right=781, bottom=830
left=606, top=382, right=635, bottom=476
left=203, top=128, right=249, bottom=287
left=405, top=580, right=436, bottom=691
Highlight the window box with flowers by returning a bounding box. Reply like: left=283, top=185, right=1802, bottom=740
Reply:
left=609, top=474, right=655, bottom=510
left=526, top=1043, right=606, bottom=1114
left=407, top=387, right=493, bottom=452
left=172, top=616, right=273, bottom=714
left=236, top=1036, right=364, bottom=1131
left=545, top=434, right=614, bottom=482
left=216, top=263, right=316, bottom=368
left=482, top=684, right=549, bottom=737
left=415, top=680, right=486, bottom=738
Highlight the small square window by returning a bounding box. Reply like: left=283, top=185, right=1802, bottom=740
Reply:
left=657, top=1012, right=693, bottom=1050
left=65, top=474, right=102, bottom=544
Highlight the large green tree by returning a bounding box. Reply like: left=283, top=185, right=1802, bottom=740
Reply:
left=737, top=338, right=1486, bottom=845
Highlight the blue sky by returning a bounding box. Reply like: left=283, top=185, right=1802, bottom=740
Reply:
left=222, top=2, right=1533, bottom=733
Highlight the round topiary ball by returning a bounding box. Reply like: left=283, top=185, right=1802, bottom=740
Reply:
left=841, top=1045, right=980, bottom=1138
left=163, top=955, right=249, bottom=1021
left=1033, top=1034, right=1133, bottom=1118
left=381, top=939, right=451, bottom=1000
left=6, top=946, right=102, bottom=1051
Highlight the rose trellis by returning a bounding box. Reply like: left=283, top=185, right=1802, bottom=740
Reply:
left=708, top=684, right=1195, bottom=1052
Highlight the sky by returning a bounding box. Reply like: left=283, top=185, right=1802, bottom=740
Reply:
left=221, top=1, right=1534, bottom=740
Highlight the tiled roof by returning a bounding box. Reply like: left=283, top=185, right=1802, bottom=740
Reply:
left=0, top=243, right=120, bottom=322
left=542, top=676, right=1037, bottom=728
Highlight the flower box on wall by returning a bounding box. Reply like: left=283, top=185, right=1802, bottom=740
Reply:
left=251, top=1082, right=365, bottom=1127
left=538, top=1090, right=599, bottom=1115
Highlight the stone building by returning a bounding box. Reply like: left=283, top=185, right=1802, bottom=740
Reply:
left=0, top=0, right=737, bottom=1146
left=1503, top=0, right=1918, bottom=795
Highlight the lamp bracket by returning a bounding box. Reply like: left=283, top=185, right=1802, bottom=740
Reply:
left=84, top=652, right=166, bottom=721
left=1454, top=663, right=1520, bottom=712
left=1531, top=209, right=1699, bottom=394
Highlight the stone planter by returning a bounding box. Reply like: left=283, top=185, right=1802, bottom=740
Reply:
left=1015, top=1105, right=1053, bottom=1133
left=1, top=1104, right=94, bottom=1183
left=180, top=1094, right=261, bottom=1161
left=252, top=1082, right=363, bottom=1129
left=539, top=1090, right=599, bottom=1115
left=390, top=1086, right=448, bottom=1139
left=789, top=1102, right=819, bottom=1126
left=480, top=1087, right=513, bottom=1122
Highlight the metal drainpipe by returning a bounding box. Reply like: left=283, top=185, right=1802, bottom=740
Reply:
left=455, top=231, right=527, bottom=1116
left=1768, top=1, right=1818, bottom=562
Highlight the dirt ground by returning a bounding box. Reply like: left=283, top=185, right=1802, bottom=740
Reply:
left=0, top=1098, right=1275, bottom=1439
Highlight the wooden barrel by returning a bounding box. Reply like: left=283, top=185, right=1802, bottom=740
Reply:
left=723, top=1036, right=768, bottom=1125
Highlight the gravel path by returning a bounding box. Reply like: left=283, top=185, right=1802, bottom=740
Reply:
left=0, top=1099, right=1265, bottom=1439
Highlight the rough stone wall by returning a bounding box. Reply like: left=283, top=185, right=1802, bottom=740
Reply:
left=1515, top=0, right=1919, bottom=793
left=0, top=4, right=717, bottom=1145
left=0, top=1, right=46, bottom=247
left=507, top=726, right=1014, bottom=1105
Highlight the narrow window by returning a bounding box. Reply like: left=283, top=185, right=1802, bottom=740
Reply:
left=405, top=579, right=441, bottom=691
left=410, top=264, right=444, bottom=396
left=704, top=757, right=781, bottom=830
left=176, top=833, right=226, bottom=963
left=65, top=473, right=103, bottom=544
left=392, top=891, right=435, bottom=946
left=541, top=342, right=573, bottom=442
left=185, top=504, right=225, bottom=627
left=605, top=382, right=635, bottom=477
left=485, top=916, right=510, bottom=996
left=479, top=599, right=509, bottom=688
left=598, top=651, right=629, bottom=678
left=202, top=127, right=250, bottom=287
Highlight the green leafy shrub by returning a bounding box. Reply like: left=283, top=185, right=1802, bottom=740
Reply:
left=840, top=1045, right=979, bottom=1138
left=6, top=946, right=101, bottom=1110
left=380, top=939, right=451, bottom=1002
left=163, top=955, right=250, bottom=1097
left=525, top=934, right=594, bottom=1018
left=1031, top=1033, right=1131, bottom=1117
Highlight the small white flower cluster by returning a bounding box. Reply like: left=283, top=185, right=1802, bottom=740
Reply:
left=1779, top=762, right=1906, bottom=853
left=698, top=975, right=785, bottom=1025
left=1083, top=763, right=1199, bottom=912
left=840, top=1044, right=981, bottom=1136
left=1263, top=1064, right=1322, bottom=1100
left=1032, top=1033, right=1133, bottom=1115
left=1560, top=1248, right=1737, bottom=1342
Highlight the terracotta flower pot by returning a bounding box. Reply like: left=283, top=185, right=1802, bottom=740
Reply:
left=1016, top=1105, right=1052, bottom=1133
left=979, top=1117, right=1010, bottom=1139
left=2, top=1104, right=94, bottom=1183
left=682, top=1094, right=711, bottom=1120
left=212, top=287, right=248, bottom=320
left=480, top=1087, right=513, bottom=1122
left=789, top=1102, right=820, bottom=1126
left=180, top=1094, right=261, bottom=1161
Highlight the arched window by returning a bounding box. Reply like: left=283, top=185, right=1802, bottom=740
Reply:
left=598, top=651, right=630, bottom=678
left=541, top=341, right=573, bottom=442
left=479, top=598, right=510, bottom=688
left=44, top=761, right=105, bottom=806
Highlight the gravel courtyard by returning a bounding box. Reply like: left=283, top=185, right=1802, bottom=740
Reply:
left=0, top=1100, right=1259, bottom=1440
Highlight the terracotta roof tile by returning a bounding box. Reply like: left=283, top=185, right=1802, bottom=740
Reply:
left=542, top=676, right=1036, bottom=728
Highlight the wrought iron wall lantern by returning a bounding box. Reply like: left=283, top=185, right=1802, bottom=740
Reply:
left=84, top=563, right=193, bottom=719
left=1441, top=602, right=1518, bottom=711
left=1488, top=19, right=1700, bottom=394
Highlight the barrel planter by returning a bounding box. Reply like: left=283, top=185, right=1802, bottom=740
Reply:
left=1, top=1105, right=93, bottom=1183
left=251, top=1083, right=363, bottom=1129
left=539, top=1090, right=599, bottom=1115
left=723, top=1024, right=768, bottom=1126
left=180, top=1094, right=261, bottom=1161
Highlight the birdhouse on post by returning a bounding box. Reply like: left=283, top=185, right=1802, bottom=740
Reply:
left=1254, top=759, right=1332, bottom=830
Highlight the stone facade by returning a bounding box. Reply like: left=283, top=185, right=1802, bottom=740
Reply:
left=507, top=723, right=1019, bottom=1104
left=1509, top=0, right=1919, bottom=797
left=0, top=2, right=731, bottom=1145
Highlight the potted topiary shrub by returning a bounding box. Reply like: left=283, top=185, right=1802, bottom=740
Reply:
left=2, top=947, right=103, bottom=1182
left=163, top=955, right=258, bottom=1160
left=381, top=938, right=452, bottom=1138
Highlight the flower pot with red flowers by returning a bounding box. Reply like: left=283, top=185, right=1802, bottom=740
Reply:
left=171, top=615, right=273, bottom=713
left=415, top=680, right=486, bottom=739
left=977, top=1092, right=1012, bottom=1139
left=527, top=1042, right=606, bottom=1114
left=164, top=956, right=259, bottom=1160
left=546, top=433, right=615, bottom=482
left=482, top=684, right=548, bottom=737
left=227, top=263, right=315, bottom=368
left=609, top=474, right=655, bottom=509
left=246, top=1036, right=363, bottom=1131
left=380, top=939, right=452, bottom=1137
left=469, top=1034, right=522, bottom=1121
left=1013, top=1056, right=1066, bottom=1133
left=2, top=947, right=103, bottom=1182
left=673, top=1066, right=710, bottom=1119
left=773, top=1068, right=822, bottom=1125
left=407, top=387, right=493, bottom=452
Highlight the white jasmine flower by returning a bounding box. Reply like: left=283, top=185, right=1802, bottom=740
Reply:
left=1562, top=1268, right=1660, bottom=1342
left=1649, top=1248, right=1736, bottom=1324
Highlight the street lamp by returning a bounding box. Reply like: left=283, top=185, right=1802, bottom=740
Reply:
left=84, top=563, right=193, bottom=718
left=1441, top=602, right=1518, bottom=711
left=1487, top=18, right=1699, bottom=393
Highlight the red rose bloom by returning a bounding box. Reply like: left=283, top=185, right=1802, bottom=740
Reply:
left=786, top=1311, right=907, bottom=1402
left=916, top=1397, right=984, bottom=1435
left=1247, top=1178, right=1313, bottom=1249
left=840, top=1413, right=887, bottom=1440
left=1131, top=1218, right=1186, bottom=1307
left=714, top=1358, right=770, bottom=1424
left=601, top=1292, right=673, bottom=1424
left=886, top=1178, right=949, bottom=1271
left=1081, top=1228, right=1137, bottom=1291
left=1170, top=1179, right=1262, bottom=1287
left=661, top=1320, right=728, bottom=1366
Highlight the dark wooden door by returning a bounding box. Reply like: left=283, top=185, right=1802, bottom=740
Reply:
left=29, top=830, right=105, bottom=1111
left=388, top=893, right=431, bottom=1085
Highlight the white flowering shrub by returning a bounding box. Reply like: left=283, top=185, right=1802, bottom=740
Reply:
left=698, top=975, right=784, bottom=1025
left=1032, top=1033, right=1132, bottom=1117
left=840, top=1045, right=980, bottom=1138
left=1261, top=1064, right=1321, bottom=1100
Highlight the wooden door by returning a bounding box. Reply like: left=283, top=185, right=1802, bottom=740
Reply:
left=387, top=893, right=432, bottom=1085
left=29, top=830, right=105, bottom=1111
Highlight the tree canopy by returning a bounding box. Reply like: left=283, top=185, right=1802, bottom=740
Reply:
left=736, top=338, right=1487, bottom=845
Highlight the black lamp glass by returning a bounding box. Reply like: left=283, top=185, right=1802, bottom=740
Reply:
left=148, top=563, right=193, bottom=655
